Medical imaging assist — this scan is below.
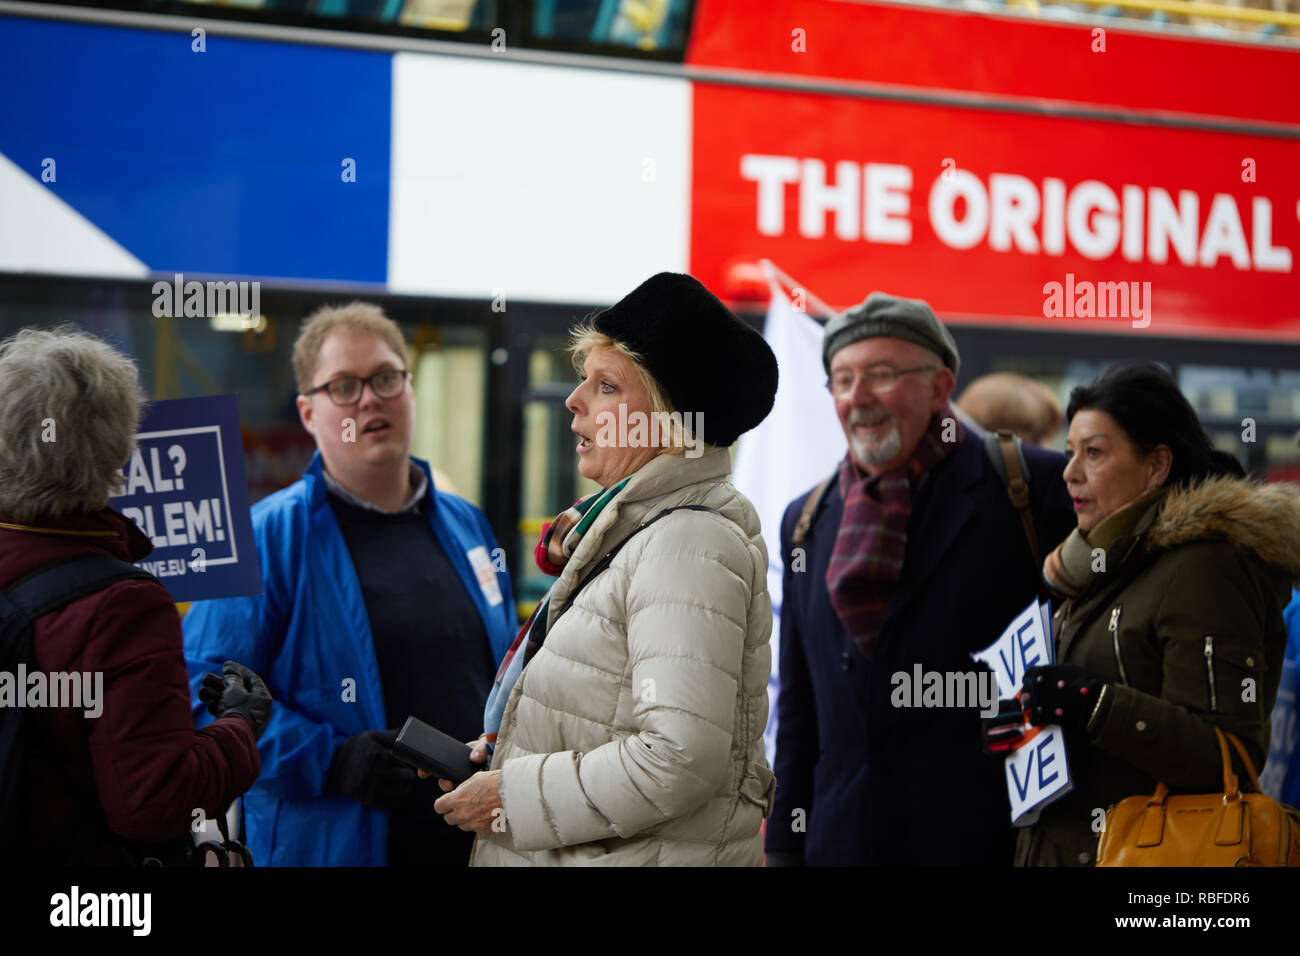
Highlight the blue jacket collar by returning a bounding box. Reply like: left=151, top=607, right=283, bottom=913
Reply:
left=304, top=450, right=437, bottom=512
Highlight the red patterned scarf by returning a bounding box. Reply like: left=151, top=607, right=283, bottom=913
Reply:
left=825, top=408, right=963, bottom=661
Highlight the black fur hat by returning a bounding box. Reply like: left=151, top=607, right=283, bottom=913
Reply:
left=592, top=273, right=778, bottom=447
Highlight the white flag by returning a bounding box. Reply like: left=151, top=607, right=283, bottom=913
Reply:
left=732, top=275, right=846, bottom=766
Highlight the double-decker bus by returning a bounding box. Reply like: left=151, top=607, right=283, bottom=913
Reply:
left=2, top=0, right=1298, bottom=612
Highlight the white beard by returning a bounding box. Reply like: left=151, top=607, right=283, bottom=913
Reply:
left=850, top=420, right=902, bottom=466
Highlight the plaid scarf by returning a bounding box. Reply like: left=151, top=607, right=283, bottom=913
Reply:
left=482, top=478, right=630, bottom=750
left=826, top=409, right=962, bottom=662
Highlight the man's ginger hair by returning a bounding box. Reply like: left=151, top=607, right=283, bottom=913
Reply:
left=292, top=302, right=407, bottom=395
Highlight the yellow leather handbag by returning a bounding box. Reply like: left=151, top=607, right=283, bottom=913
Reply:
left=1097, top=727, right=1300, bottom=867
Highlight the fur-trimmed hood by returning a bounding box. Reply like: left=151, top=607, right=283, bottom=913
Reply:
left=1145, top=475, right=1300, bottom=576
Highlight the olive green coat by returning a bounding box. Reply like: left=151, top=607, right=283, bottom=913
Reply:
left=1016, top=476, right=1300, bottom=866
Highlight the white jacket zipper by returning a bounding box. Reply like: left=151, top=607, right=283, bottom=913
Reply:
left=1204, top=635, right=1217, bottom=712
left=1109, top=606, right=1127, bottom=684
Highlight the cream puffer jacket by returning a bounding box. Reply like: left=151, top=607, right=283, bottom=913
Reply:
left=471, top=447, right=776, bottom=866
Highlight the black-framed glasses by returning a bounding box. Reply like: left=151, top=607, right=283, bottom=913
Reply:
left=304, top=369, right=410, bottom=406
left=827, top=364, right=940, bottom=397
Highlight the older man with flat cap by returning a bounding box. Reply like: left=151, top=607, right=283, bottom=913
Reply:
left=765, top=292, right=1075, bottom=866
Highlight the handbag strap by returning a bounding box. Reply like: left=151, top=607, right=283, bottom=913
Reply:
left=1144, top=728, right=1256, bottom=805
left=1217, top=727, right=1262, bottom=794
left=1213, top=727, right=1242, bottom=802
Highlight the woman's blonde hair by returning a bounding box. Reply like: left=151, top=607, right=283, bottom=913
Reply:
left=0, top=327, right=142, bottom=522
left=567, top=320, right=705, bottom=456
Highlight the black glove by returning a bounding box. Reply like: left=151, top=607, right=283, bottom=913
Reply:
left=325, top=730, right=417, bottom=811
left=1020, top=664, right=1105, bottom=734
left=199, top=661, right=273, bottom=741
left=980, top=698, right=1026, bottom=755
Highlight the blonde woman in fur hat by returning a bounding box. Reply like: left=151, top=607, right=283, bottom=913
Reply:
left=1002, top=361, right=1300, bottom=866
left=432, top=273, right=780, bottom=866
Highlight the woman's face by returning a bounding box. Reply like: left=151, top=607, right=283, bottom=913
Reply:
left=566, top=345, right=664, bottom=488
left=1063, top=408, right=1170, bottom=533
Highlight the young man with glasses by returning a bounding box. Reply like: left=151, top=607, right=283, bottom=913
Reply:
left=764, top=292, right=1075, bottom=867
left=183, top=302, right=515, bottom=866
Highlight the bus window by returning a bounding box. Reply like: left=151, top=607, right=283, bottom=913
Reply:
left=532, top=0, right=692, bottom=51
left=158, top=0, right=498, bottom=31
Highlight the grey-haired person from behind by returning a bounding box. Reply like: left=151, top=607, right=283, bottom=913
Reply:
left=765, top=292, right=1076, bottom=866
left=0, top=326, right=269, bottom=864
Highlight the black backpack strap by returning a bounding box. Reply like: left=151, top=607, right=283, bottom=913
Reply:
left=983, top=430, right=1040, bottom=573
left=791, top=469, right=838, bottom=546
left=0, top=553, right=155, bottom=863
left=549, top=504, right=725, bottom=631
left=0, top=554, right=155, bottom=663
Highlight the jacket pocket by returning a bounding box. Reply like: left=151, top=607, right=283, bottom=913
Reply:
left=739, top=763, right=777, bottom=817
left=1203, top=637, right=1267, bottom=715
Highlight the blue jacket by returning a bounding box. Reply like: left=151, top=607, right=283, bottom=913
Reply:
left=183, top=453, right=515, bottom=866
left=765, top=430, right=1076, bottom=865
left=1269, top=589, right=1300, bottom=806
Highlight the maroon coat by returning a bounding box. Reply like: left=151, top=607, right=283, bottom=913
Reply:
left=0, top=507, right=260, bottom=864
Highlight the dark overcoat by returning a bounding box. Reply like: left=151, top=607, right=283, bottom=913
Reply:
left=766, top=429, right=1075, bottom=865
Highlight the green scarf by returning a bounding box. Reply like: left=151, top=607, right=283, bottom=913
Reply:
left=1043, top=488, right=1168, bottom=599
left=542, top=477, right=631, bottom=572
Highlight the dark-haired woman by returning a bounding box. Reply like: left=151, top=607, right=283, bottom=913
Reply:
left=1013, top=361, right=1300, bottom=866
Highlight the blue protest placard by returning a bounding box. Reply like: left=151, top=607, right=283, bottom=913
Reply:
left=970, top=599, right=1055, bottom=699
left=109, top=395, right=261, bottom=602
left=972, top=599, right=1073, bottom=825
left=1005, top=725, right=1074, bottom=827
